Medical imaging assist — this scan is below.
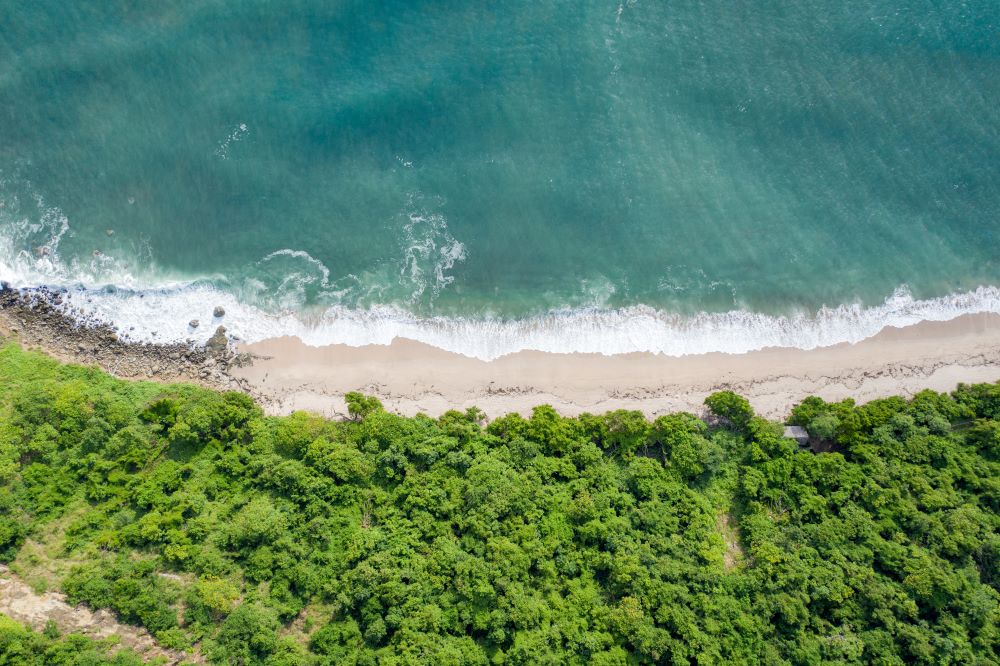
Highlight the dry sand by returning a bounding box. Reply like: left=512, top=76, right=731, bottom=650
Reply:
left=232, top=312, right=1000, bottom=420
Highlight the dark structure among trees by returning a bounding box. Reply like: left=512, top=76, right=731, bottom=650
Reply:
left=783, top=424, right=810, bottom=447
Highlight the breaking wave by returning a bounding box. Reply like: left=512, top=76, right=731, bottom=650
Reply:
left=2, top=182, right=998, bottom=361
left=2, top=264, right=999, bottom=361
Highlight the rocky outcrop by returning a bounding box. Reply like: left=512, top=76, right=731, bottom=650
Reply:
left=206, top=326, right=229, bottom=354
left=0, top=284, right=253, bottom=393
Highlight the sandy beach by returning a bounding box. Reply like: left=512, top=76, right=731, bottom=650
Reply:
left=232, top=312, right=1000, bottom=420
left=4, top=286, right=1000, bottom=422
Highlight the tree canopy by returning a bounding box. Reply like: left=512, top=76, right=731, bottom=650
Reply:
left=0, top=342, right=998, bottom=664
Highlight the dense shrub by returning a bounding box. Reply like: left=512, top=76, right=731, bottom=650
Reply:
left=0, top=343, right=998, bottom=664
left=0, top=614, right=145, bottom=665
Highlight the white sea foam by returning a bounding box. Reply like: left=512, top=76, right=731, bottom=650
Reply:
left=3, top=184, right=999, bottom=361
left=260, top=249, right=332, bottom=286
left=3, top=265, right=1000, bottom=361
left=0, top=186, right=150, bottom=291
left=398, top=199, right=467, bottom=303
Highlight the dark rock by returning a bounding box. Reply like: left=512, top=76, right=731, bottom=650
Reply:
left=206, top=326, right=228, bottom=354
left=189, top=320, right=199, bottom=329
left=213, top=306, right=226, bottom=318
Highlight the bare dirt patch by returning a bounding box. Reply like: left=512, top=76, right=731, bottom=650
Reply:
left=717, top=512, right=745, bottom=571
left=0, top=564, right=201, bottom=664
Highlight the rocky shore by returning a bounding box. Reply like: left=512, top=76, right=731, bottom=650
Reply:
left=0, top=283, right=255, bottom=393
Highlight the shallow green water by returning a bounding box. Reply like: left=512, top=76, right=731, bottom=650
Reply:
left=1, top=1, right=999, bottom=356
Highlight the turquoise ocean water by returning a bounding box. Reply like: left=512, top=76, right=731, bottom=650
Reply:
left=1, top=1, right=999, bottom=358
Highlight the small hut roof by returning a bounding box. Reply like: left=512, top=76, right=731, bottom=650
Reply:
left=783, top=425, right=810, bottom=445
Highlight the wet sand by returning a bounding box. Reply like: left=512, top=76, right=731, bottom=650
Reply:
left=232, top=312, right=1000, bottom=420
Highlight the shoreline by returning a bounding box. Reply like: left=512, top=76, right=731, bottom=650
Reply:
left=232, top=312, right=1000, bottom=420
left=0, top=285, right=250, bottom=393
left=3, top=284, right=1000, bottom=421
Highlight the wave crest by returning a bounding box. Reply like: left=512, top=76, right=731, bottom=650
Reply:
left=2, top=180, right=997, bottom=361
left=4, top=278, right=999, bottom=361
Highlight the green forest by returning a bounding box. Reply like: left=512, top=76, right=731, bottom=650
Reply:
left=0, top=341, right=998, bottom=665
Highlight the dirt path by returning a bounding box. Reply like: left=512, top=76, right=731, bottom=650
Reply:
left=0, top=565, right=200, bottom=664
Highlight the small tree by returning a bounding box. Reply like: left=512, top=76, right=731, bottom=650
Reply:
left=808, top=413, right=839, bottom=442
left=704, top=391, right=754, bottom=432
left=212, top=603, right=280, bottom=664
left=602, top=410, right=649, bottom=456
left=345, top=392, right=383, bottom=421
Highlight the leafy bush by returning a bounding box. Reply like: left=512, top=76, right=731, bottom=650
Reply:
left=0, top=614, right=145, bottom=665
left=0, top=342, right=998, bottom=664
left=63, top=557, right=178, bottom=635
left=704, top=390, right=754, bottom=432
